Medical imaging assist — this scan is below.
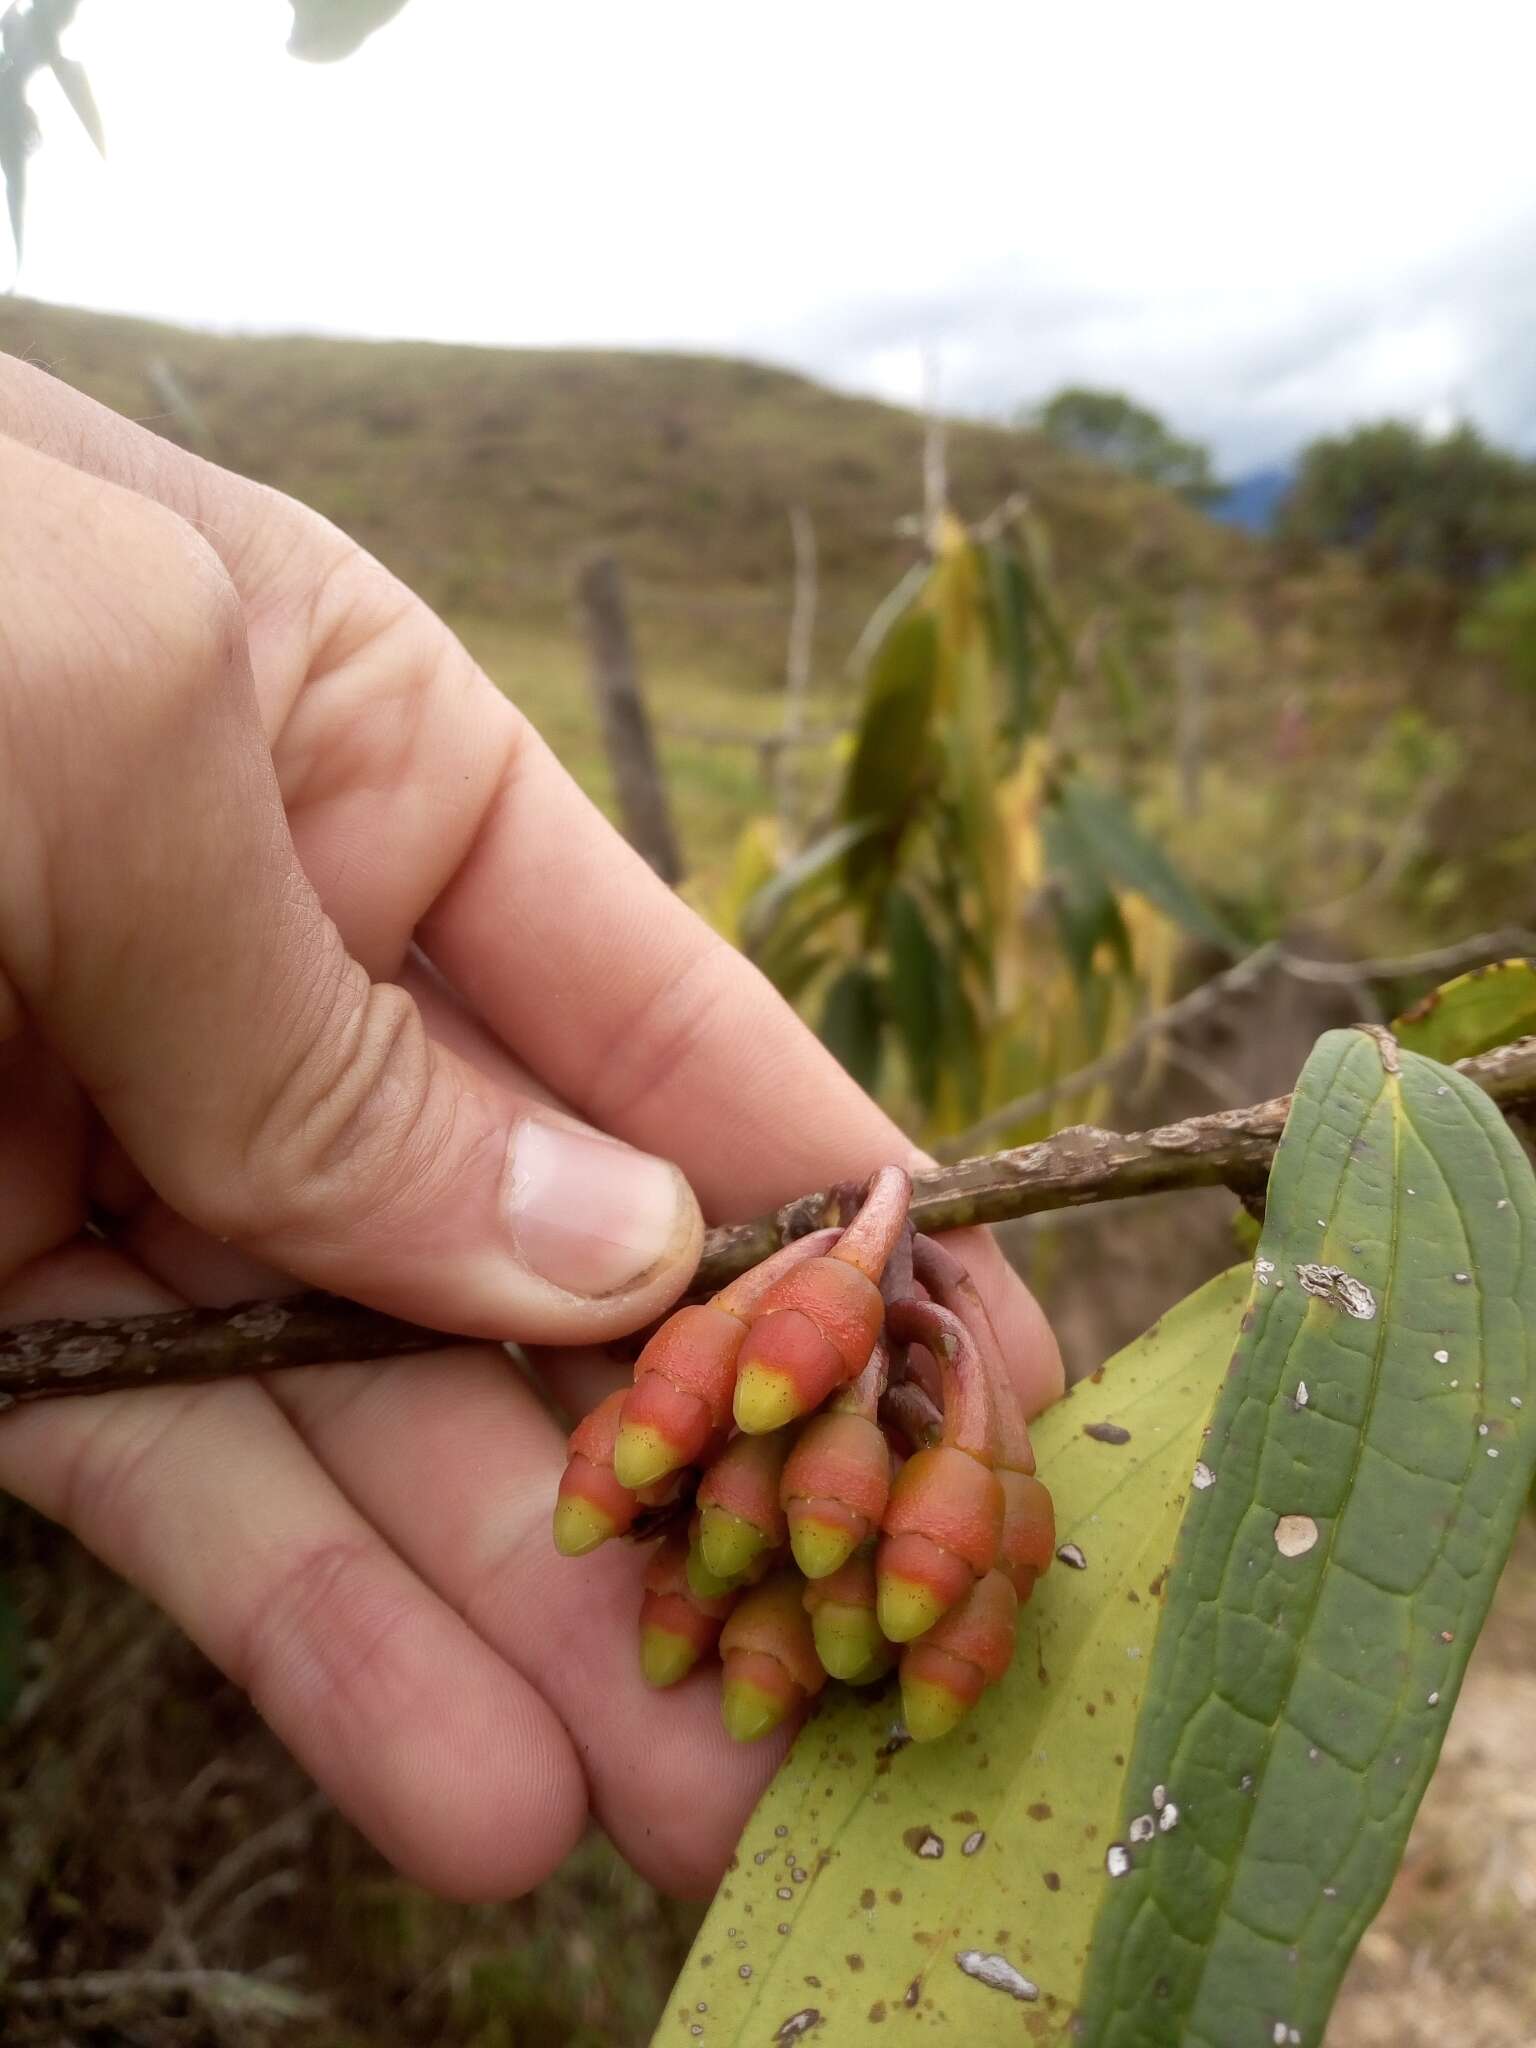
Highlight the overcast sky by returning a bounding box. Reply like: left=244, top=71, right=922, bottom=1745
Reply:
left=10, top=0, right=1536, bottom=471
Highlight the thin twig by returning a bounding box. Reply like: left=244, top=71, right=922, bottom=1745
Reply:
left=777, top=504, right=817, bottom=833
left=5, top=1967, right=324, bottom=2017
left=5, top=1034, right=1536, bottom=1408
left=939, top=929, right=1536, bottom=1159
left=142, top=1793, right=326, bottom=1969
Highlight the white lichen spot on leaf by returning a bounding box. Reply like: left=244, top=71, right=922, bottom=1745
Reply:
left=1295, top=1263, right=1377, bottom=1320
left=954, top=1950, right=1039, bottom=2002
left=1274, top=1514, right=1320, bottom=1558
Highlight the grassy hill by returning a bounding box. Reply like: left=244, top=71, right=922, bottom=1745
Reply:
left=0, top=294, right=1249, bottom=876
left=1, top=295, right=1529, bottom=929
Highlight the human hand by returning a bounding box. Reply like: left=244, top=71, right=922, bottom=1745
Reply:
left=0, top=355, right=1061, bottom=1899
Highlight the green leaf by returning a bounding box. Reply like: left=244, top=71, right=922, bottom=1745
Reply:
left=1393, top=956, right=1536, bottom=1063
left=660, top=1267, right=1252, bottom=2044
left=1079, top=1028, right=1536, bottom=2045
left=982, top=540, right=1035, bottom=738
left=1059, top=775, right=1240, bottom=953
left=840, top=610, right=938, bottom=895
left=1042, top=798, right=1132, bottom=981
left=938, top=961, right=986, bottom=1125
left=819, top=964, right=883, bottom=1095
left=883, top=886, right=944, bottom=1111
left=740, top=818, right=880, bottom=959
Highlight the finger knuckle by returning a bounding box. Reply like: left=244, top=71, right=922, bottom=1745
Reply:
left=206, top=971, right=447, bottom=1249
left=12, top=478, right=241, bottom=725
left=585, top=938, right=731, bottom=1130
left=230, top=1534, right=413, bottom=1726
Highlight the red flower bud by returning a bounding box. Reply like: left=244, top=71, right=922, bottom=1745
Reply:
left=801, top=1549, right=893, bottom=1683
left=900, top=1569, right=1018, bottom=1741
left=909, top=1236, right=1053, bottom=1600
left=781, top=1409, right=892, bottom=1579
left=697, top=1429, right=791, bottom=1581
left=614, top=1230, right=838, bottom=1489
left=719, top=1569, right=826, bottom=1741
left=553, top=1390, right=643, bottom=1556
left=733, top=1168, right=911, bottom=1434
left=638, top=1530, right=737, bottom=1689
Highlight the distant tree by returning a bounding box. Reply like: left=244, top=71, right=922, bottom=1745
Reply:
left=1279, top=420, right=1536, bottom=591
left=1029, top=386, right=1218, bottom=503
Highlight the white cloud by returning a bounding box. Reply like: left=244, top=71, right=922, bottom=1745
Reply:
left=11, top=0, right=1536, bottom=470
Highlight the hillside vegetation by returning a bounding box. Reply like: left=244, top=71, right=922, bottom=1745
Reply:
left=0, top=295, right=1528, bottom=926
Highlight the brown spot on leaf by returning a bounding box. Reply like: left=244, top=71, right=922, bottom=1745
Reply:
left=952, top=1809, right=978, bottom=1824
left=860, top=1888, right=877, bottom=1910
left=1027, top=1802, right=1052, bottom=1821
left=1043, top=1871, right=1061, bottom=1891
left=846, top=1954, right=865, bottom=1972
left=868, top=2002, right=887, bottom=2023
left=903, top=1978, right=922, bottom=2009
left=887, top=1888, right=903, bottom=1905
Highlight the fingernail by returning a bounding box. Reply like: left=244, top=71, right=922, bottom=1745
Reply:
left=503, top=1119, right=694, bottom=1299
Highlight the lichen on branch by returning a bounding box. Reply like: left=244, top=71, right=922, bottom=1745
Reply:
left=4, top=1034, right=1535, bottom=1409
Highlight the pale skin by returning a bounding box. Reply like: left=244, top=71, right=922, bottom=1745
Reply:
left=0, top=354, right=1062, bottom=1901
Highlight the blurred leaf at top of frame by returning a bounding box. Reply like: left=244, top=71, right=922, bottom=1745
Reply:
left=288, top=0, right=414, bottom=63
left=1, top=0, right=100, bottom=268
left=2, top=0, right=415, bottom=271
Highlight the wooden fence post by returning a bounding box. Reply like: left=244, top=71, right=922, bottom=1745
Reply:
left=573, top=551, right=685, bottom=886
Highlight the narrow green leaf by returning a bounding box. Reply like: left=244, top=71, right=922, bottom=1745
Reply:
left=819, top=964, right=883, bottom=1094
left=1393, top=956, right=1536, bottom=1063
left=883, top=885, right=944, bottom=1111
left=1059, top=776, right=1239, bottom=953
left=982, top=539, right=1035, bottom=737
left=660, top=1268, right=1251, bottom=2044
left=935, top=938, right=986, bottom=1125
left=840, top=610, right=938, bottom=894
left=740, top=817, right=880, bottom=958
left=1079, top=1028, right=1536, bottom=2045
left=1042, top=798, right=1132, bottom=981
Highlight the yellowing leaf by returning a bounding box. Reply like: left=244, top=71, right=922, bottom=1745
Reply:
left=659, top=1267, right=1250, bottom=2045
left=1392, top=955, right=1536, bottom=1063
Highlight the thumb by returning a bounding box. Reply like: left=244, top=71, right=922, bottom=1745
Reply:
left=0, top=437, right=701, bottom=1341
